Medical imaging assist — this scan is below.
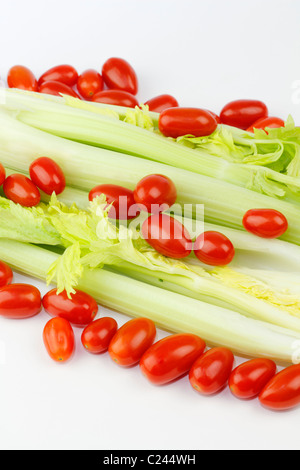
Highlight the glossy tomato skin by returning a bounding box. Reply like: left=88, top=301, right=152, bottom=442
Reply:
left=108, top=318, right=156, bottom=367
left=29, top=157, right=66, bottom=195
left=77, top=69, right=104, bottom=100
left=259, top=365, right=300, bottom=411
left=7, top=65, right=38, bottom=91
left=229, top=359, right=277, bottom=400
left=193, top=231, right=235, bottom=266
left=145, top=94, right=179, bottom=113
left=189, top=347, right=234, bottom=395
left=140, top=334, right=206, bottom=385
left=0, top=164, right=6, bottom=186
left=89, top=184, right=138, bottom=220
left=220, top=99, right=268, bottom=130
left=42, top=289, right=98, bottom=328
left=0, top=284, right=41, bottom=319
left=81, top=317, right=118, bottom=354
left=43, top=317, right=75, bottom=362
left=206, top=110, right=220, bottom=123
left=243, top=209, right=288, bottom=239
left=38, top=65, right=78, bottom=87
left=92, top=90, right=139, bottom=108
left=0, top=261, right=13, bottom=288
left=3, top=174, right=41, bottom=207
left=247, top=116, right=285, bottom=133
left=142, top=214, right=192, bottom=259
left=159, top=107, right=218, bottom=138
left=39, top=81, right=80, bottom=98
left=134, top=174, right=177, bottom=213
left=102, top=57, right=138, bottom=95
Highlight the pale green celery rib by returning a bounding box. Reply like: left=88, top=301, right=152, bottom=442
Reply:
left=0, top=238, right=299, bottom=364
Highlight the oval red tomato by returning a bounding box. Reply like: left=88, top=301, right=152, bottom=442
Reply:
left=189, top=347, right=234, bottom=395
left=159, top=107, right=218, bottom=138
left=39, top=81, right=80, bottom=98
left=108, top=317, right=156, bottom=367
left=7, top=65, right=38, bottom=92
left=140, top=334, right=206, bottom=385
left=220, top=99, right=268, bottom=130
left=142, top=214, right=192, bottom=259
left=242, top=208, right=288, bottom=239
left=89, top=184, right=138, bottom=220
left=0, top=261, right=13, bottom=288
left=0, top=164, right=6, bottom=186
left=38, top=65, right=78, bottom=87
left=145, top=94, right=179, bottom=113
left=3, top=174, right=41, bottom=207
left=77, top=69, right=104, bottom=100
left=29, top=157, right=66, bottom=195
left=0, top=284, right=41, bottom=319
left=42, top=289, right=98, bottom=328
left=193, top=231, right=235, bottom=266
left=102, top=57, right=138, bottom=95
left=81, top=317, right=118, bottom=354
left=247, top=116, right=285, bottom=133
left=43, top=317, right=75, bottom=362
left=134, top=174, right=177, bottom=213
left=259, top=364, right=300, bottom=411
left=92, top=90, right=139, bottom=108
left=229, top=358, right=277, bottom=400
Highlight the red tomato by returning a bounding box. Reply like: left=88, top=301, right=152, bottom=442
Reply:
left=220, top=99, right=268, bottom=130
left=193, top=231, right=235, bottom=266
left=38, top=65, right=78, bottom=87
left=92, top=90, right=139, bottom=108
left=3, top=174, right=41, bottom=207
left=39, top=81, right=80, bottom=98
left=81, top=317, right=118, bottom=354
left=29, top=157, right=66, bottom=195
left=0, top=163, right=6, bottom=186
left=0, top=284, right=41, bottom=319
left=77, top=69, right=104, bottom=100
left=229, top=359, right=277, bottom=400
left=259, top=365, right=300, bottom=411
left=89, top=184, right=138, bottom=220
left=140, top=334, right=206, bottom=385
left=134, top=174, right=177, bottom=213
left=7, top=65, right=38, bottom=92
left=189, top=347, right=234, bottom=395
left=0, top=261, right=13, bottom=288
left=247, top=116, right=285, bottom=133
left=108, top=318, right=156, bottom=367
left=243, top=208, right=288, bottom=239
left=145, top=95, right=179, bottom=113
left=206, top=110, right=220, bottom=123
left=142, top=214, right=192, bottom=259
left=43, top=317, right=75, bottom=362
left=159, top=107, right=218, bottom=138
left=42, top=289, right=98, bottom=328
left=102, top=57, right=138, bottom=95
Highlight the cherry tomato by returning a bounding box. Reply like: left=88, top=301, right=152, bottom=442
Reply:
left=92, top=90, right=139, bottom=108
left=81, top=317, right=118, bottom=354
left=42, top=289, right=98, bottom=328
left=242, top=208, right=288, bottom=239
left=39, top=81, right=80, bottom=98
left=220, top=99, right=268, bottom=130
left=0, top=163, right=6, bottom=186
left=7, top=65, right=38, bottom=92
left=140, top=334, right=206, bottom=385
left=159, top=107, right=218, bottom=138
left=0, top=261, right=13, bottom=288
left=193, top=231, right=235, bottom=266
left=0, top=284, right=41, bottom=319
left=145, top=94, right=179, bottom=113
left=43, top=317, right=75, bottom=362
left=189, top=347, right=234, bottom=395
left=77, top=69, right=104, bottom=100
left=134, top=174, right=177, bottom=213
left=247, top=116, right=285, bottom=133
left=29, top=157, right=66, bottom=195
left=206, top=110, right=220, bottom=123
left=259, top=365, right=300, bottom=411
left=108, top=318, right=156, bottom=367
left=89, top=184, right=138, bottom=220
left=102, top=57, right=138, bottom=95
left=38, top=65, right=78, bottom=87
left=142, top=214, right=192, bottom=259
left=3, top=174, right=41, bottom=207
left=229, top=359, right=277, bottom=400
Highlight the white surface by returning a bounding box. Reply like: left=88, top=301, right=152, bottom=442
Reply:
left=0, top=0, right=300, bottom=451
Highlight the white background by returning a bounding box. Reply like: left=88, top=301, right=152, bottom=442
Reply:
left=0, top=0, right=300, bottom=451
